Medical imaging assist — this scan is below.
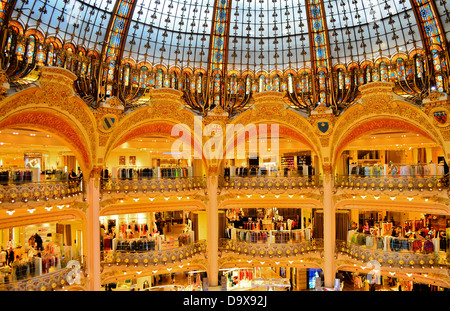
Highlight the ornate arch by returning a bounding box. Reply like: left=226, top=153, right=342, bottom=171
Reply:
left=102, top=89, right=206, bottom=168
left=229, top=91, right=323, bottom=163
left=0, top=108, right=96, bottom=177
left=331, top=82, right=447, bottom=166
left=0, top=67, right=98, bottom=171
left=105, top=121, right=204, bottom=165
left=0, top=110, right=91, bottom=172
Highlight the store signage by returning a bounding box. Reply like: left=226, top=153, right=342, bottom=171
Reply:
left=171, top=116, right=279, bottom=161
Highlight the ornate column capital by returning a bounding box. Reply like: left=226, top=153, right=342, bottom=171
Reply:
left=322, top=163, right=333, bottom=185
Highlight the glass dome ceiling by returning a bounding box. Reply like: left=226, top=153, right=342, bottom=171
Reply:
left=3, top=0, right=450, bottom=114
left=9, top=0, right=449, bottom=71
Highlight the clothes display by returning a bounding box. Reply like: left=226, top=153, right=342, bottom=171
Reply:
left=236, top=230, right=269, bottom=243
left=13, top=170, right=33, bottom=182
left=227, top=228, right=312, bottom=244
left=235, top=167, right=249, bottom=177
left=112, top=166, right=192, bottom=179
left=223, top=268, right=254, bottom=290
left=0, top=170, right=10, bottom=184
left=161, top=167, right=190, bottom=178
left=243, top=221, right=261, bottom=231
left=226, top=164, right=315, bottom=178
left=348, top=163, right=444, bottom=177
left=348, top=230, right=439, bottom=254
left=41, top=255, right=59, bottom=274
left=12, top=260, right=36, bottom=281
left=116, top=238, right=157, bottom=252
left=403, top=219, right=425, bottom=232
left=0, top=169, right=34, bottom=184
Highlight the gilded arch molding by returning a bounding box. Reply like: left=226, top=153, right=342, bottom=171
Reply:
left=229, top=92, right=323, bottom=165
left=331, top=82, right=447, bottom=166
left=0, top=109, right=94, bottom=176
left=101, top=89, right=205, bottom=167
left=0, top=67, right=98, bottom=171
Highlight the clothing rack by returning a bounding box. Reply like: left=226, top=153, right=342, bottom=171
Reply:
left=227, top=228, right=312, bottom=244
left=111, top=166, right=192, bottom=180
left=349, top=162, right=444, bottom=177
left=0, top=167, right=38, bottom=184
left=348, top=231, right=437, bottom=253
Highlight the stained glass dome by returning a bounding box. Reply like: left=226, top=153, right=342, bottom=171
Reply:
left=1, top=0, right=449, bottom=115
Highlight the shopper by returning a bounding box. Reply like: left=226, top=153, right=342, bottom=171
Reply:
left=7, top=249, right=14, bottom=266
left=69, top=169, right=77, bottom=180
left=34, top=233, right=43, bottom=251
left=364, top=222, right=370, bottom=234
left=77, top=168, right=83, bottom=180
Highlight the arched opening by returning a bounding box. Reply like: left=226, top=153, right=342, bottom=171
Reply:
left=336, top=129, right=446, bottom=177
left=334, top=122, right=450, bottom=266
left=0, top=127, right=87, bottom=284
left=0, top=110, right=91, bottom=173
left=220, top=122, right=323, bottom=268
left=0, top=127, right=85, bottom=183
left=105, top=122, right=205, bottom=180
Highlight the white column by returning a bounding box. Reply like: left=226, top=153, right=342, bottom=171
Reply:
left=86, top=174, right=101, bottom=291
left=206, top=174, right=219, bottom=287
left=322, top=167, right=336, bottom=288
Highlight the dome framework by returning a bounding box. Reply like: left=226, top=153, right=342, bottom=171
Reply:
left=0, top=0, right=448, bottom=116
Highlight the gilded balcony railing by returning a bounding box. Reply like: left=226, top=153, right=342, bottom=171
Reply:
left=1, top=256, right=86, bottom=291
left=1, top=267, right=72, bottom=291
left=0, top=180, right=83, bottom=204
left=219, top=238, right=323, bottom=258
left=102, top=240, right=207, bottom=267
left=334, top=174, right=448, bottom=192
left=100, top=177, right=206, bottom=195
left=220, top=175, right=322, bottom=191
left=336, top=240, right=449, bottom=269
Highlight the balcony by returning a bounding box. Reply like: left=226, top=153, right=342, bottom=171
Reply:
left=219, top=228, right=322, bottom=260
left=0, top=180, right=84, bottom=207
left=336, top=233, right=449, bottom=271
left=0, top=256, right=85, bottom=291
left=334, top=174, right=448, bottom=196
left=219, top=175, right=322, bottom=196
left=100, top=177, right=207, bottom=197
left=101, top=240, right=207, bottom=268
